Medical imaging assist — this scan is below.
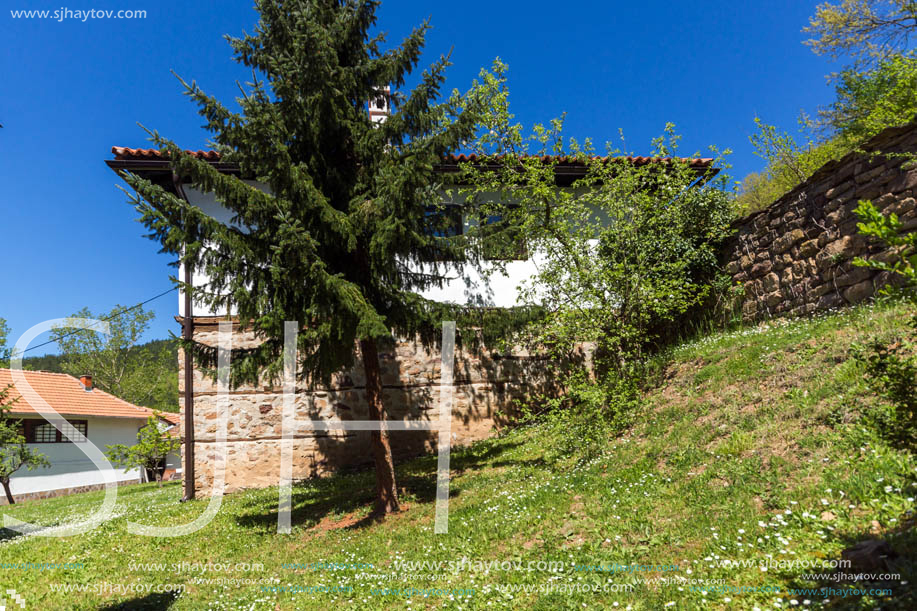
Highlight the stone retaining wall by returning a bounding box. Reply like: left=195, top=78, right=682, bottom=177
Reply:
left=724, top=120, right=917, bottom=320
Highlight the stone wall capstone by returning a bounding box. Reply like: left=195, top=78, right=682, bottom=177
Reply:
left=724, top=120, right=917, bottom=320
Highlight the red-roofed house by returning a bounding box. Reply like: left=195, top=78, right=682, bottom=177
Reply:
left=0, top=369, right=180, bottom=503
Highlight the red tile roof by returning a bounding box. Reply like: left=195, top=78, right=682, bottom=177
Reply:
left=110, top=146, right=713, bottom=168
left=111, top=147, right=221, bottom=161
left=0, top=369, right=161, bottom=420
left=159, top=412, right=181, bottom=425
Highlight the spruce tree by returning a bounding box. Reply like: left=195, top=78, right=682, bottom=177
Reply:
left=123, top=0, right=484, bottom=516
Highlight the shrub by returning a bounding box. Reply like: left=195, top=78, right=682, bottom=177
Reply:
left=852, top=197, right=917, bottom=449
left=517, top=370, right=639, bottom=462
left=854, top=327, right=917, bottom=449
left=461, top=62, right=735, bottom=448
left=735, top=119, right=848, bottom=216
left=852, top=198, right=917, bottom=297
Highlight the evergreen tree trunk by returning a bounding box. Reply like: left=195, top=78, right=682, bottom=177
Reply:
left=359, top=337, right=400, bottom=515
left=1, top=479, right=15, bottom=505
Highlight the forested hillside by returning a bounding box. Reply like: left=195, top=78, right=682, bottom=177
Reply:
left=20, top=339, right=179, bottom=413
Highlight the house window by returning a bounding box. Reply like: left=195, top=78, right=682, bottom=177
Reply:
left=481, top=206, right=527, bottom=261
left=422, top=204, right=464, bottom=261
left=22, top=419, right=87, bottom=443
left=31, top=422, right=57, bottom=443
left=424, top=204, right=463, bottom=237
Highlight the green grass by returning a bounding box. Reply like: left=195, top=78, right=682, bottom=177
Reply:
left=2, top=301, right=917, bottom=609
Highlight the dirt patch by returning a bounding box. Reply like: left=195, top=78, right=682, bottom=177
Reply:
left=570, top=495, right=585, bottom=515
left=309, top=503, right=414, bottom=532
left=522, top=533, right=542, bottom=550
left=311, top=511, right=365, bottom=532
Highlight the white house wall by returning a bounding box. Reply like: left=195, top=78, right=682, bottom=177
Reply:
left=9, top=417, right=145, bottom=496
left=179, top=182, right=267, bottom=318
left=177, top=186, right=548, bottom=314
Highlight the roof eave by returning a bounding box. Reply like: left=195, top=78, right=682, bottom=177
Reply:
left=107, top=157, right=717, bottom=187
left=9, top=410, right=153, bottom=421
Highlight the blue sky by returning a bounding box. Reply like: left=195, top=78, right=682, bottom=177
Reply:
left=1, top=0, right=842, bottom=354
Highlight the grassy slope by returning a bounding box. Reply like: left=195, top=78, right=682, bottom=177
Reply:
left=1, top=302, right=916, bottom=610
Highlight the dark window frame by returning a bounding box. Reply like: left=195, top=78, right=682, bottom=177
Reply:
left=421, top=203, right=465, bottom=262
left=21, top=419, right=88, bottom=444
left=480, top=205, right=528, bottom=261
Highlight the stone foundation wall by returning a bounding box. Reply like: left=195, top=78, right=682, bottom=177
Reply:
left=724, top=120, right=917, bottom=320
left=1, top=478, right=141, bottom=505
left=180, top=319, right=568, bottom=496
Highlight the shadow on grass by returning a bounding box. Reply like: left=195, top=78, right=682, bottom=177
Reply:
left=0, top=527, right=22, bottom=542
left=0, top=481, right=184, bottom=543
left=778, top=522, right=917, bottom=609
left=232, top=437, right=528, bottom=532
left=98, top=591, right=179, bottom=610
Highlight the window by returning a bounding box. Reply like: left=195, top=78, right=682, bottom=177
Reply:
left=31, top=422, right=57, bottom=443
left=480, top=206, right=527, bottom=261
left=424, top=204, right=463, bottom=237
left=422, top=204, right=464, bottom=261
left=22, top=419, right=87, bottom=443
left=421, top=202, right=528, bottom=261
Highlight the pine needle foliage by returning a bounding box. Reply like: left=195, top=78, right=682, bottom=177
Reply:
left=123, top=0, right=487, bottom=387
left=119, top=0, right=506, bottom=515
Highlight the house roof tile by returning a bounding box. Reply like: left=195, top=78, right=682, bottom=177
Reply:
left=0, top=369, right=161, bottom=420
left=110, top=146, right=714, bottom=168
left=111, top=147, right=221, bottom=161
left=159, top=412, right=181, bottom=425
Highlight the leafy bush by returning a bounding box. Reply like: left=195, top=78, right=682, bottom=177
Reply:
left=517, top=370, right=639, bottom=462
left=852, top=197, right=917, bottom=449
left=853, top=198, right=917, bottom=296
left=106, top=414, right=180, bottom=486
left=854, top=327, right=917, bottom=449
left=735, top=119, right=848, bottom=216
left=461, top=62, right=735, bottom=449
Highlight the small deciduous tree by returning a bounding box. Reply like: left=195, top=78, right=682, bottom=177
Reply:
left=804, top=0, right=917, bottom=68
left=51, top=306, right=177, bottom=413
left=739, top=4, right=917, bottom=216
left=0, top=385, right=50, bottom=505
left=736, top=118, right=848, bottom=215
left=820, top=52, right=917, bottom=144
left=106, top=415, right=180, bottom=487
left=460, top=64, right=735, bottom=448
